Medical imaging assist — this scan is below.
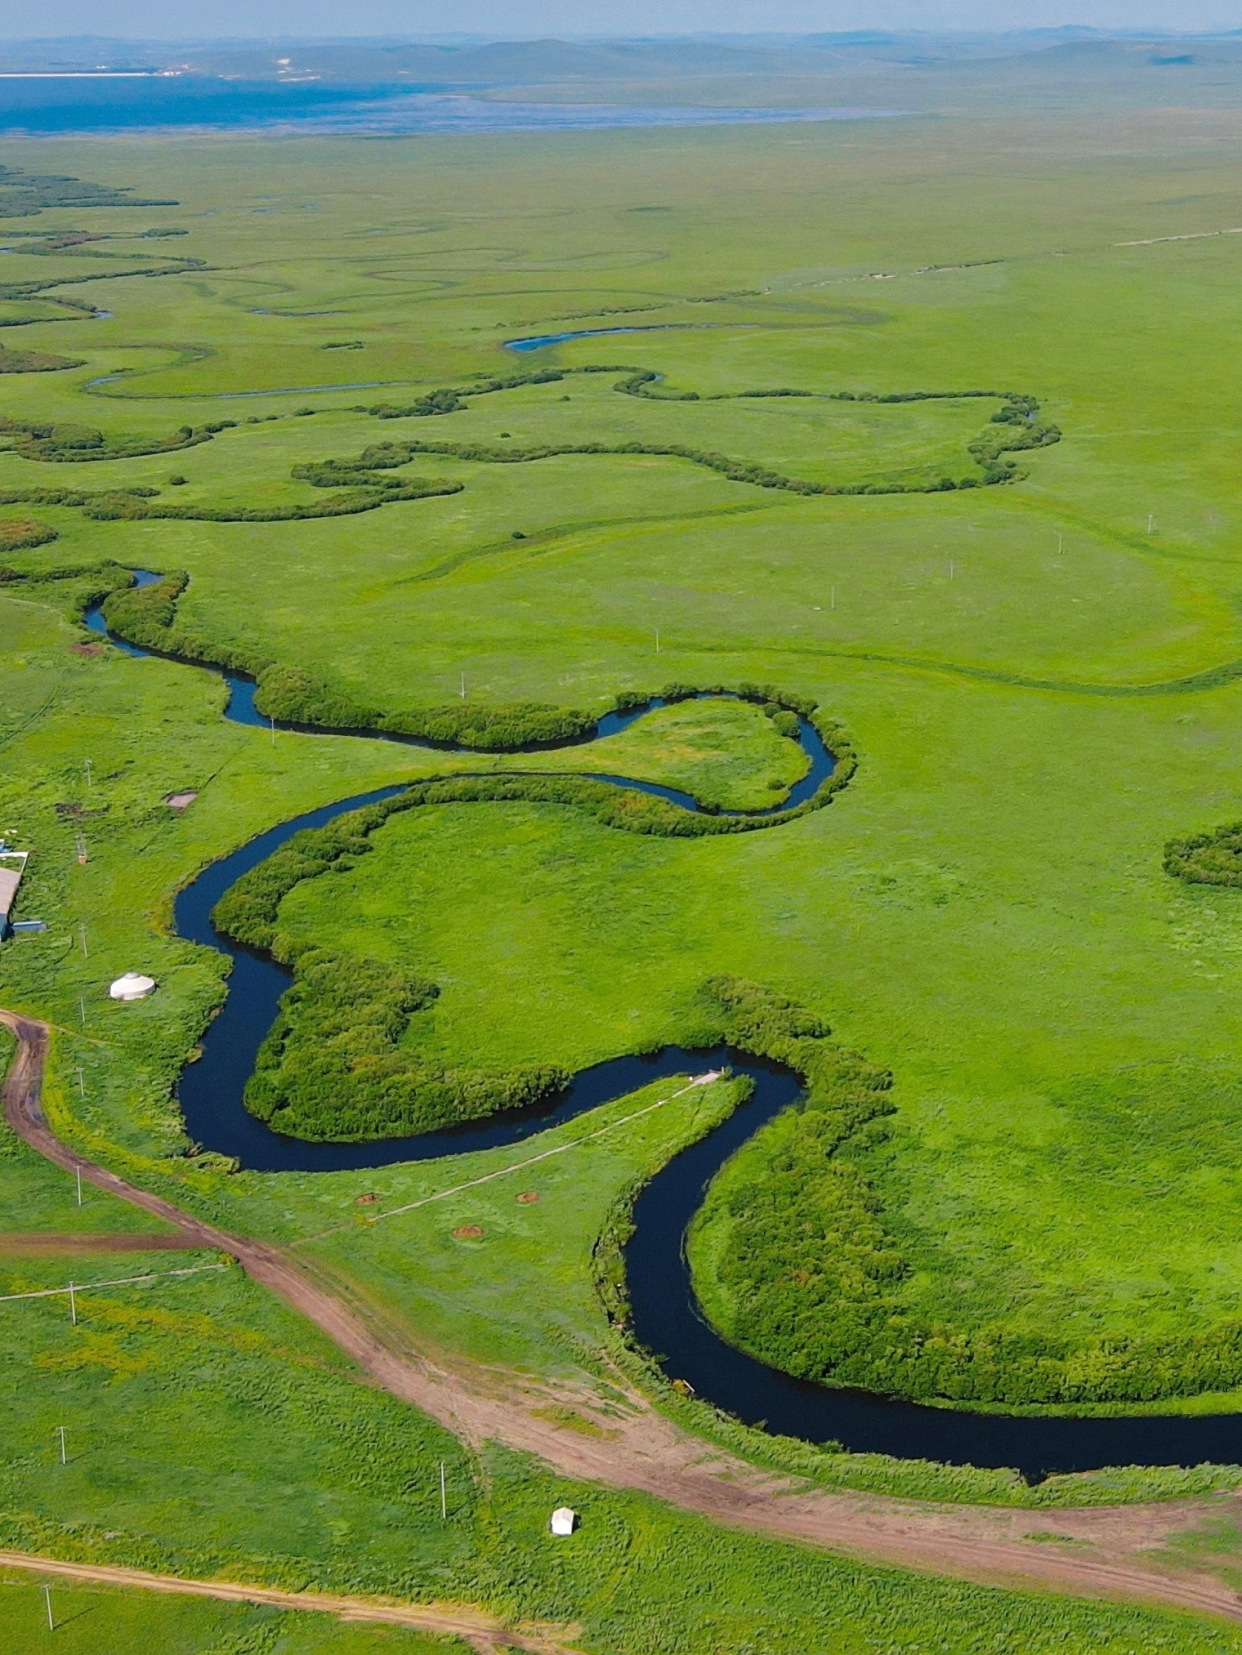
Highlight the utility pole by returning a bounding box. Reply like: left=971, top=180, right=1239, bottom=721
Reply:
left=949, top=558, right=954, bottom=581
left=1148, top=513, right=1156, bottom=534
left=78, top=924, right=87, bottom=959
left=75, top=1166, right=82, bottom=1208
left=74, top=1066, right=84, bottom=1097
left=68, top=1282, right=76, bottom=1327
left=459, top=672, right=466, bottom=700
left=78, top=997, right=86, bottom=1028
left=56, top=1425, right=66, bottom=1465
left=43, top=1584, right=53, bottom=1631
left=83, top=759, right=93, bottom=790
left=655, top=628, right=660, bottom=654
left=440, top=1461, right=446, bottom=1521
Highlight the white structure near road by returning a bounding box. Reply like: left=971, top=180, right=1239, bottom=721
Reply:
left=549, top=1507, right=577, bottom=1536
left=109, top=973, right=157, bottom=1002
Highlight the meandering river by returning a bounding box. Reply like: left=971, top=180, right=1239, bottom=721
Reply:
left=84, top=579, right=1242, bottom=1480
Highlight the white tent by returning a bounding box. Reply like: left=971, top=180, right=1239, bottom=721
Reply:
left=549, top=1507, right=577, bottom=1536
left=109, top=973, right=156, bottom=1002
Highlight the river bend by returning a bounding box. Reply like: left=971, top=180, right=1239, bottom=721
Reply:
left=83, top=578, right=1242, bottom=1481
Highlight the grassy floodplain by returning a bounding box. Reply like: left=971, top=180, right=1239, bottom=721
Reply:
left=2, top=93, right=1242, bottom=1643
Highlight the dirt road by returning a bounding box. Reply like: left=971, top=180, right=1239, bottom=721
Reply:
left=0, top=1548, right=579, bottom=1653
left=5, top=1009, right=1242, bottom=1625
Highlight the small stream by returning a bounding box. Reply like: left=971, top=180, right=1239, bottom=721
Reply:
left=83, top=578, right=1242, bottom=1480
left=504, top=325, right=689, bottom=353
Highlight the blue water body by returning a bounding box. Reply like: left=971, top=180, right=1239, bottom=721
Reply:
left=0, top=78, right=906, bottom=136
left=506, top=325, right=687, bottom=353
left=81, top=571, right=1242, bottom=1480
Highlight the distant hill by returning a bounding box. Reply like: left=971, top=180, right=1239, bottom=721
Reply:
left=2, top=31, right=1242, bottom=118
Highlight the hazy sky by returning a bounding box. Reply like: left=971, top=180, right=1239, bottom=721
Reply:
left=1, top=1, right=1239, bottom=41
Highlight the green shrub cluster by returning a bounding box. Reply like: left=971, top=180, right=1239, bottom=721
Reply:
left=0, top=344, right=83, bottom=372
left=365, top=364, right=567, bottom=419
left=246, top=942, right=569, bottom=1141
left=249, top=662, right=377, bottom=729
left=82, top=469, right=462, bottom=524
left=100, top=570, right=193, bottom=650
left=212, top=811, right=390, bottom=951
left=615, top=369, right=1062, bottom=487
left=967, top=392, right=1062, bottom=482
left=0, top=516, right=56, bottom=555
left=381, top=700, right=599, bottom=748
left=694, top=978, right=1242, bottom=1407
left=1164, top=821, right=1242, bottom=887
left=0, top=161, right=177, bottom=217
left=0, top=413, right=228, bottom=463
left=0, top=483, right=158, bottom=510
left=98, top=569, right=287, bottom=697
left=250, top=666, right=604, bottom=748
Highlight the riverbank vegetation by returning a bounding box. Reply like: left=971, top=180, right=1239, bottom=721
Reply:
left=689, top=984, right=1242, bottom=1406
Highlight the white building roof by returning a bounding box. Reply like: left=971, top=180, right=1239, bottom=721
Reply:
left=109, top=973, right=157, bottom=1001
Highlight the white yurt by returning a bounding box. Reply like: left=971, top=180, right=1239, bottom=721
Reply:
left=109, top=973, right=156, bottom=1002
left=549, top=1507, right=577, bottom=1536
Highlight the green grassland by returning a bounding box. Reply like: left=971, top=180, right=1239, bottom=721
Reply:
left=0, top=96, right=1240, bottom=1616
left=0, top=1257, right=1240, bottom=1655
left=0, top=1574, right=464, bottom=1655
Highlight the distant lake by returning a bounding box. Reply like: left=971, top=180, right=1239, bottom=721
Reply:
left=0, top=77, right=906, bottom=136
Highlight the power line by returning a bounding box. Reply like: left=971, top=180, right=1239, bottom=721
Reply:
left=0, top=1261, right=226, bottom=1308
left=370, top=1074, right=722, bottom=1225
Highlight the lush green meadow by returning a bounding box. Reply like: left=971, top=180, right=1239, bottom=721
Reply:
left=4, top=1247, right=1237, bottom=1653
left=3, top=94, right=1242, bottom=1641
left=0, top=1573, right=463, bottom=1655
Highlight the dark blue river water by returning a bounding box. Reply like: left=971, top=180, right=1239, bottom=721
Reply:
left=83, top=577, right=1242, bottom=1480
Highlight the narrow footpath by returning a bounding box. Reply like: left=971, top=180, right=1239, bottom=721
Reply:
left=4, top=1010, right=1242, bottom=1626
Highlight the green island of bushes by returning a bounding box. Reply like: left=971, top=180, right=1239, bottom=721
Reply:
left=0, top=343, right=84, bottom=372
left=1164, top=821, right=1242, bottom=887
left=0, top=515, right=58, bottom=558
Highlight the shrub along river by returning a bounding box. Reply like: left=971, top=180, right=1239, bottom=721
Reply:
left=84, top=580, right=1242, bottom=1480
